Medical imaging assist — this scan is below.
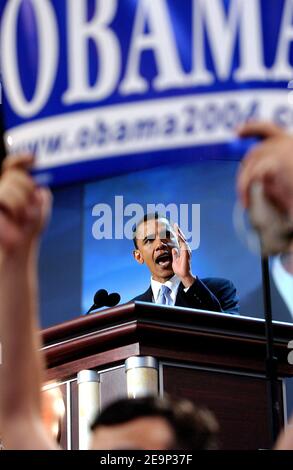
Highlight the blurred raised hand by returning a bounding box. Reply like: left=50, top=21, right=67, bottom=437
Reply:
left=237, top=121, right=293, bottom=218
left=0, top=154, right=52, bottom=252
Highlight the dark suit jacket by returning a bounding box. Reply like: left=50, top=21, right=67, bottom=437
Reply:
left=132, top=277, right=239, bottom=315
left=241, top=277, right=292, bottom=323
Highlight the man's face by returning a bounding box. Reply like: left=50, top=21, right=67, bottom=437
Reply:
left=133, top=218, right=179, bottom=282
left=90, top=416, right=174, bottom=450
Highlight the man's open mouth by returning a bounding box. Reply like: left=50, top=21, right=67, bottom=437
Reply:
left=155, top=252, right=172, bottom=268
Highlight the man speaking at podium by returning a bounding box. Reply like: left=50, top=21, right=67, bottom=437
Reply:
left=132, top=213, right=239, bottom=314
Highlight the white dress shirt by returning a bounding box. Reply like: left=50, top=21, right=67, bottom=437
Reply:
left=151, top=275, right=182, bottom=306
left=272, top=256, right=293, bottom=320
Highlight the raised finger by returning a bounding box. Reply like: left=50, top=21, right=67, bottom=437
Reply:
left=175, top=225, right=191, bottom=253
left=176, top=224, right=188, bottom=242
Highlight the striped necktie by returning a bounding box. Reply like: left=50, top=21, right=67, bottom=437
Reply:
left=157, top=285, right=172, bottom=305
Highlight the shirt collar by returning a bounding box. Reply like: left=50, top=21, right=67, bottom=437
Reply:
left=151, top=275, right=181, bottom=303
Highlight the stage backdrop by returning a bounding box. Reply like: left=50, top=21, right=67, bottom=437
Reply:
left=0, top=0, right=292, bottom=326
left=82, top=159, right=263, bottom=315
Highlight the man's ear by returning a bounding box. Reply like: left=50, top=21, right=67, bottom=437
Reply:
left=133, top=249, right=144, bottom=265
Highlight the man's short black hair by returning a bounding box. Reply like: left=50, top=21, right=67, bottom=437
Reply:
left=132, top=212, right=169, bottom=249
left=90, top=395, right=219, bottom=450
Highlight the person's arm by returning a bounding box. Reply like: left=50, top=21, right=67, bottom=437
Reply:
left=211, top=279, right=239, bottom=315
left=237, top=121, right=293, bottom=218
left=172, top=225, right=226, bottom=312
left=182, top=278, right=222, bottom=312
left=0, top=155, right=57, bottom=450
left=183, top=278, right=239, bottom=314
left=274, top=416, right=293, bottom=450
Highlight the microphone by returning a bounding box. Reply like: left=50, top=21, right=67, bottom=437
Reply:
left=85, top=290, right=121, bottom=315
left=105, top=292, right=121, bottom=307
left=93, top=289, right=109, bottom=308
left=85, top=289, right=108, bottom=315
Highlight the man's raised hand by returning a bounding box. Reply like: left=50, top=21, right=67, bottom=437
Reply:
left=172, top=224, right=195, bottom=288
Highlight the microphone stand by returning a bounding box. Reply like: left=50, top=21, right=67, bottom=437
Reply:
left=261, top=255, right=282, bottom=444
left=85, top=305, right=96, bottom=315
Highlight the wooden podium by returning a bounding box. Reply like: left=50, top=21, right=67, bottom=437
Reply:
left=41, top=302, right=293, bottom=450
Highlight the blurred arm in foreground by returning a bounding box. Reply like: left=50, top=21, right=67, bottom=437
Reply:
left=0, top=155, right=57, bottom=449
left=274, top=415, right=293, bottom=450
left=237, top=121, right=293, bottom=449
left=0, top=155, right=220, bottom=451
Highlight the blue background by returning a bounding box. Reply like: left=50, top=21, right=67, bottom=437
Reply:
left=1, top=0, right=292, bottom=417
left=82, top=159, right=262, bottom=314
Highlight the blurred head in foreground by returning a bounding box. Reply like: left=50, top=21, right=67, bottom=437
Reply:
left=90, top=395, right=219, bottom=450
left=41, top=386, right=65, bottom=443
left=0, top=385, right=65, bottom=450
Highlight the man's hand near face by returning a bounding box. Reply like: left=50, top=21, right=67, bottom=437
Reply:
left=132, top=215, right=239, bottom=314
left=172, top=224, right=196, bottom=289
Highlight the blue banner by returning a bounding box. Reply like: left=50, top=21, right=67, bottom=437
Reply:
left=1, top=0, right=293, bottom=185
